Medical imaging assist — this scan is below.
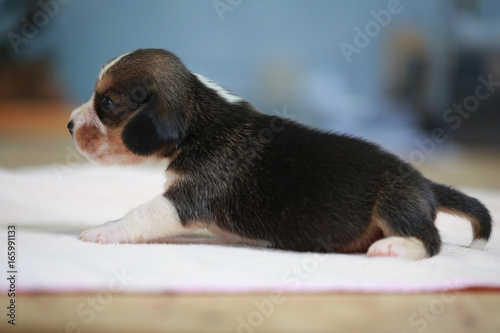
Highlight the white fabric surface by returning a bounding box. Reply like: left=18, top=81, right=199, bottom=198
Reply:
left=0, top=164, right=499, bottom=294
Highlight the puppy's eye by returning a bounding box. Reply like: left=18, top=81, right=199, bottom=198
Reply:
left=103, top=98, right=116, bottom=111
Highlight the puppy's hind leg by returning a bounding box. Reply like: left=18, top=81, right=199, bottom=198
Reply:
left=367, top=236, right=429, bottom=260
left=367, top=181, right=441, bottom=260
left=79, top=195, right=195, bottom=244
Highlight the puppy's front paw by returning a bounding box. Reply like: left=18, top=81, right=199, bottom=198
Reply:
left=367, top=237, right=427, bottom=260
left=79, top=221, right=131, bottom=244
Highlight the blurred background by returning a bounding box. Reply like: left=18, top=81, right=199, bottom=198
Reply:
left=0, top=0, right=499, bottom=188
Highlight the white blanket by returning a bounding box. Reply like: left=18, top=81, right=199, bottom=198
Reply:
left=1, top=165, right=499, bottom=294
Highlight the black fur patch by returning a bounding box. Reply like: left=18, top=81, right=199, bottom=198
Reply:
left=122, top=96, right=185, bottom=155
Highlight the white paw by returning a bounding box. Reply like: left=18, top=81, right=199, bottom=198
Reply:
left=367, top=237, right=428, bottom=260
left=79, top=220, right=132, bottom=244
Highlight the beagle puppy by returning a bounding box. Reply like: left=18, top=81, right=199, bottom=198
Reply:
left=68, top=49, right=492, bottom=260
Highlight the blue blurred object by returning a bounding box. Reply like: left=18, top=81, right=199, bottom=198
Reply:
left=1, top=0, right=500, bottom=150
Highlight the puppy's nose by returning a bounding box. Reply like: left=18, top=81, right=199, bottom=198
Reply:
left=67, top=121, right=74, bottom=135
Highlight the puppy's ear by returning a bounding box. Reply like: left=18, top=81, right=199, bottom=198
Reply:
left=122, top=96, right=185, bottom=155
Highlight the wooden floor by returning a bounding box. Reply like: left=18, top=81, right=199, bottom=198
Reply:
left=1, top=101, right=499, bottom=332
left=1, top=292, right=499, bottom=333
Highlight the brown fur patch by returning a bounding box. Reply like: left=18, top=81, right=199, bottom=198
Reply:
left=336, top=221, right=384, bottom=253
left=95, top=76, right=112, bottom=95
left=335, top=193, right=394, bottom=253
left=75, top=123, right=102, bottom=156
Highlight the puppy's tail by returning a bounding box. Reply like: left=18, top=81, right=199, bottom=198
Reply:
left=431, top=182, right=492, bottom=250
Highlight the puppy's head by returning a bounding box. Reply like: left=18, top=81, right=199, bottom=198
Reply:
left=68, top=49, right=191, bottom=165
